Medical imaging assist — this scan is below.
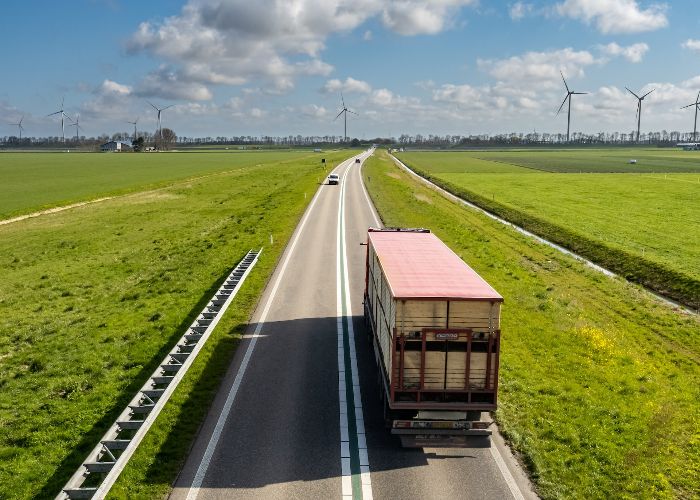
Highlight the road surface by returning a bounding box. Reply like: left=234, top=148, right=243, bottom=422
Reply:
left=170, top=150, right=537, bottom=499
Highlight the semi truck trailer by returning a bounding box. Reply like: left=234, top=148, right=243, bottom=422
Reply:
left=364, top=228, right=503, bottom=447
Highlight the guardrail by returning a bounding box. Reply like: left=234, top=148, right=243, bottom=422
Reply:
left=58, top=249, right=262, bottom=499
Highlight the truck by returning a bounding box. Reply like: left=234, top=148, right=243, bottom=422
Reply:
left=363, top=228, right=503, bottom=447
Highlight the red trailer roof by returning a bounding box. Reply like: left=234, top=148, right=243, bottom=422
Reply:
left=368, top=231, right=503, bottom=301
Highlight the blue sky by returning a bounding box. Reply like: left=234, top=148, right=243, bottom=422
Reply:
left=2, top=0, right=700, bottom=138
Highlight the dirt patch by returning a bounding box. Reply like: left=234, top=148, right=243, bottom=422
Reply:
left=414, top=193, right=433, bottom=204
left=0, top=197, right=113, bottom=226
left=386, top=172, right=401, bottom=179
left=124, top=191, right=182, bottom=204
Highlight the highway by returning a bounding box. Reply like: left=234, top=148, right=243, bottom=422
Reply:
left=171, top=150, right=537, bottom=500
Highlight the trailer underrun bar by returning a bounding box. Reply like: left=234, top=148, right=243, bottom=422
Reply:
left=58, top=249, right=262, bottom=500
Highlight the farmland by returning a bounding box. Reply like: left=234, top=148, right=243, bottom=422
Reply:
left=0, top=150, right=354, bottom=498
left=0, top=151, right=323, bottom=219
left=364, top=149, right=700, bottom=499
left=396, top=149, right=700, bottom=307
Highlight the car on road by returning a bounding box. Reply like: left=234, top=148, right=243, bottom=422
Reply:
left=328, top=173, right=339, bottom=185
left=355, top=158, right=361, bottom=163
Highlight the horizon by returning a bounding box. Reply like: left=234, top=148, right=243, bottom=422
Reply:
left=3, top=1, right=700, bottom=139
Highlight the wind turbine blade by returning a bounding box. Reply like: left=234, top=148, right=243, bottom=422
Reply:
left=641, top=88, right=655, bottom=99
left=19, top=116, right=24, bottom=126
left=625, top=87, right=640, bottom=99
left=147, top=100, right=159, bottom=111
left=696, top=91, right=700, bottom=105
left=334, top=110, right=344, bottom=120
left=162, top=104, right=174, bottom=111
left=681, top=103, right=696, bottom=109
left=556, top=94, right=569, bottom=116
left=47, top=110, right=61, bottom=116
left=560, top=71, right=570, bottom=93
left=347, top=110, right=358, bottom=115
left=573, top=92, right=588, bottom=95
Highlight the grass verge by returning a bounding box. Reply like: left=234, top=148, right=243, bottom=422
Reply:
left=0, top=150, right=356, bottom=498
left=394, top=154, right=699, bottom=309
left=364, top=149, right=700, bottom=499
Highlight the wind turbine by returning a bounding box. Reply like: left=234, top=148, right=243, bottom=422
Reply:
left=626, top=87, right=655, bottom=143
left=9, top=116, right=25, bottom=140
left=148, top=101, right=173, bottom=148
left=556, top=72, right=587, bottom=142
left=70, top=115, right=82, bottom=143
left=127, top=117, right=138, bottom=142
left=47, top=98, right=71, bottom=142
left=681, top=91, right=700, bottom=142
left=334, top=93, right=357, bottom=142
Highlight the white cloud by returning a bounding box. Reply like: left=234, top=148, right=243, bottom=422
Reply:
left=509, top=2, right=533, bottom=20
left=363, top=30, right=373, bottom=41
left=250, top=107, right=265, bottom=118
left=101, top=79, right=132, bottom=95
left=555, top=0, right=668, bottom=34
left=381, top=0, right=477, bottom=36
left=478, top=48, right=598, bottom=87
left=126, top=1, right=479, bottom=98
left=134, top=67, right=213, bottom=101
left=322, top=77, right=372, bottom=94
left=682, top=39, right=700, bottom=53
left=599, top=42, right=649, bottom=63
left=301, top=104, right=328, bottom=119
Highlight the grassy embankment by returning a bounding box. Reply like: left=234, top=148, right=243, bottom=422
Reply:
left=0, top=150, right=325, bottom=219
left=365, top=149, right=700, bottom=499
left=0, top=150, right=356, bottom=498
left=395, top=150, right=700, bottom=308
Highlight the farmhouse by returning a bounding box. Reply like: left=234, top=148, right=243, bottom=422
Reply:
left=100, top=141, right=131, bottom=152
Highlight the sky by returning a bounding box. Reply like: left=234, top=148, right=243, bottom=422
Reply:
left=2, top=0, right=700, bottom=139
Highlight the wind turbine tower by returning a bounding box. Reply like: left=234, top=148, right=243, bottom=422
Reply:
left=47, top=98, right=71, bottom=142
left=9, top=116, right=25, bottom=140
left=556, top=72, right=587, bottom=142
left=681, top=91, right=700, bottom=142
left=127, top=117, right=139, bottom=142
left=626, top=87, right=655, bottom=143
left=334, top=93, right=357, bottom=142
left=70, top=115, right=82, bottom=143
left=148, top=101, right=173, bottom=149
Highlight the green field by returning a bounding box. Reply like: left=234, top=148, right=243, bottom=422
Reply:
left=365, top=150, right=700, bottom=499
left=396, top=150, right=700, bottom=307
left=0, top=150, right=355, bottom=498
left=458, top=148, right=700, bottom=173
left=0, top=151, right=331, bottom=219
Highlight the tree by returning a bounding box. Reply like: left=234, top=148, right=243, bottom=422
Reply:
left=350, top=138, right=360, bottom=147
left=132, top=137, right=145, bottom=152
left=158, top=128, right=177, bottom=150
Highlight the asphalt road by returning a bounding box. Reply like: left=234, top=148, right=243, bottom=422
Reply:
left=171, top=150, right=537, bottom=500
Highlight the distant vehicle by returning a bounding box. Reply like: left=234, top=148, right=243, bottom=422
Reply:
left=629, top=159, right=637, bottom=164
left=328, top=173, right=339, bottom=185
left=355, top=158, right=361, bottom=163
left=364, top=228, right=503, bottom=447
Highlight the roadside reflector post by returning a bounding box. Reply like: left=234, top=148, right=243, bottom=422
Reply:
left=270, top=234, right=273, bottom=245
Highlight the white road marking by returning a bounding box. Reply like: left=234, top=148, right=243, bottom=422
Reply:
left=490, top=444, right=526, bottom=500
left=185, top=160, right=348, bottom=500
left=337, top=154, right=374, bottom=500
left=357, top=154, right=381, bottom=227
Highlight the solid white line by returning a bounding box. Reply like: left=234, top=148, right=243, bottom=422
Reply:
left=337, top=159, right=353, bottom=499
left=490, top=444, right=526, bottom=500
left=185, top=160, right=346, bottom=500
left=357, top=152, right=381, bottom=227
left=337, top=156, right=374, bottom=499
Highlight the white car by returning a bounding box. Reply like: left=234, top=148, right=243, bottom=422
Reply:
left=328, top=173, right=339, bottom=185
